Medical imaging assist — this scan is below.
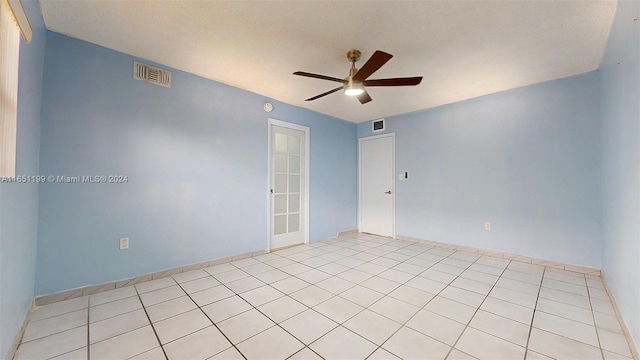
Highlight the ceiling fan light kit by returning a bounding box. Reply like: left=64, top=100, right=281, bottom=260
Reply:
left=294, top=49, right=423, bottom=104
left=344, top=81, right=364, bottom=96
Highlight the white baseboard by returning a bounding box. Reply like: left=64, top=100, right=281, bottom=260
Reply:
left=395, top=235, right=600, bottom=276
left=5, top=299, right=35, bottom=360
left=601, top=272, right=640, bottom=360
left=336, top=229, right=358, bottom=237
left=34, top=249, right=265, bottom=307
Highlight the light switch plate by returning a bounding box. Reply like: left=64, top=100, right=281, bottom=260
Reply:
left=119, top=237, right=129, bottom=250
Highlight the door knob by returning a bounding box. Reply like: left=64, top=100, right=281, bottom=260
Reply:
left=385, top=191, right=392, bottom=194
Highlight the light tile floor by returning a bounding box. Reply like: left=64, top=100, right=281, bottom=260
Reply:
left=14, top=234, right=636, bottom=360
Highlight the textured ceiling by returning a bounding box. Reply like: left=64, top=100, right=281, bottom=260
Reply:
left=39, top=1, right=617, bottom=123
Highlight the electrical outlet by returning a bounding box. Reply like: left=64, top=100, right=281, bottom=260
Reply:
left=484, top=222, right=491, bottom=231
left=119, top=237, right=129, bottom=250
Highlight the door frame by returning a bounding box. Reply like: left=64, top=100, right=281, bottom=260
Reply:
left=267, top=118, right=310, bottom=252
left=358, top=133, right=396, bottom=239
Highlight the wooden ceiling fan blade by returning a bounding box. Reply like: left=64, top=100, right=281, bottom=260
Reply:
left=357, top=90, right=372, bottom=104
left=364, top=77, right=423, bottom=86
left=294, top=71, right=346, bottom=83
left=353, top=51, right=393, bottom=82
left=305, top=86, right=343, bottom=101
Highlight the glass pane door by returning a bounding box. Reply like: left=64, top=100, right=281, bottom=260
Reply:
left=271, top=124, right=305, bottom=249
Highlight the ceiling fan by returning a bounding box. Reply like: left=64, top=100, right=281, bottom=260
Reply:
left=293, top=50, right=422, bottom=104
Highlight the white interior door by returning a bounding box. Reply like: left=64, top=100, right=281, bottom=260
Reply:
left=270, top=122, right=307, bottom=249
left=359, top=134, right=394, bottom=237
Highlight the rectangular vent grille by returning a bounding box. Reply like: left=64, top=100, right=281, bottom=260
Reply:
left=372, top=119, right=385, bottom=132
left=133, top=61, right=171, bottom=88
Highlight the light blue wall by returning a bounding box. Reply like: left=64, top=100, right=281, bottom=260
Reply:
left=599, top=0, right=639, bottom=348
left=358, top=73, right=602, bottom=268
left=35, top=32, right=357, bottom=295
left=0, top=0, right=45, bottom=356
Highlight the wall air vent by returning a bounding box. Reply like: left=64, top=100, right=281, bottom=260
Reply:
left=372, top=119, right=385, bottom=132
left=133, top=61, right=171, bottom=88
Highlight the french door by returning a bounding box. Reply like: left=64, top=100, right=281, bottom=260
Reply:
left=268, top=119, right=309, bottom=250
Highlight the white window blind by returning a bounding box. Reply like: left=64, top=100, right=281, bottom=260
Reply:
left=0, top=0, right=20, bottom=176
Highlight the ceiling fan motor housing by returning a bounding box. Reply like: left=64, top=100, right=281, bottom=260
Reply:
left=347, top=50, right=362, bottom=63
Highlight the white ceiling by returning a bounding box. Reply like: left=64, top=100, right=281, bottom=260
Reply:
left=39, top=1, right=617, bottom=123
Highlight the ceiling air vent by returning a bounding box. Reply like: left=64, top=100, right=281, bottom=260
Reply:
left=133, top=61, right=171, bottom=88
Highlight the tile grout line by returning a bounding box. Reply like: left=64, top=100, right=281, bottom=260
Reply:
left=500, top=264, right=616, bottom=357
left=536, top=286, right=599, bottom=311
left=87, top=304, right=90, bottom=360
left=285, top=346, right=325, bottom=360
left=227, top=238, right=389, bottom=358
left=232, top=235, right=413, bottom=359
left=508, top=265, right=626, bottom=357
left=531, top=270, right=625, bottom=355
left=173, top=273, right=249, bottom=360
left=302, top=236, right=421, bottom=359
left=182, top=255, right=352, bottom=358
left=134, top=286, right=170, bottom=360
left=337, top=236, right=530, bottom=359
left=439, top=254, right=512, bottom=360
left=586, top=277, right=608, bottom=360
left=360, top=245, right=495, bottom=359
left=522, top=266, right=546, bottom=360
left=465, top=265, right=603, bottom=328
left=211, top=260, right=361, bottom=360
left=283, top=236, right=421, bottom=357
left=248, top=304, right=328, bottom=360
left=591, top=279, right=637, bottom=359
left=175, top=251, right=316, bottom=358
left=599, top=275, right=639, bottom=359
left=369, top=247, right=467, bottom=359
